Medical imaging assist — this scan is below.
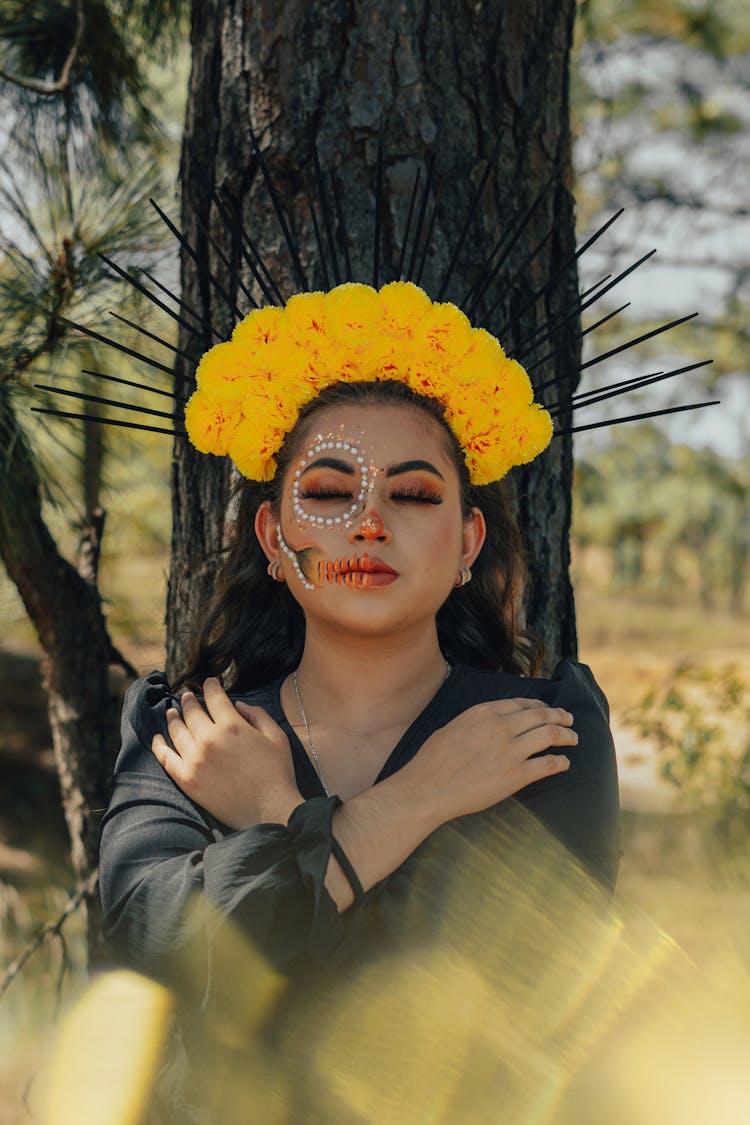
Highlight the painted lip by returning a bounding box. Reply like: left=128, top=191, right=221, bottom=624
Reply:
left=318, top=553, right=400, bottom=587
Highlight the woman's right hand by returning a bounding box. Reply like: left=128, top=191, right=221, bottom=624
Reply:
left=406, top=698, right=578, bottom=828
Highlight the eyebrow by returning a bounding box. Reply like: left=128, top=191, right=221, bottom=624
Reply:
left=299, top=456, right=445, bottom=480
left=386, top=460, right=444, bottom=480
left=300, top=457, right=355, bottom=476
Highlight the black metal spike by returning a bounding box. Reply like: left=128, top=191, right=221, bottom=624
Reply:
left=309, top=201, right=331, bottom=290
left=193, top=213, right=258, bottom=309
left=547, top=361, right=712, bottom=414
left=497, top=209, right=626, bottom=338
left=415, top=203, right=438, bottom=287
left=212, top=191, right=284, bottom=307
left=107, top=312, right=195, bottom=361
left=31, top=406, right=185, bottom=437
left=247, top=123, right=308, bottom=291
left=437, top=131, right=504, bottom=301
left=60, top=318, right=174, bottom=375
left=397, top=166, right=421, bottom=281
left=513, top=274, right=613, bottom=358
left=311, top=140, right=341, bottom=286
left=138, top=268, right=217, bottom=336
left=514, top=249, right=657, bottom=361
left=99, top=254, right=216, bottom=341
left=552, top=400, right=720, bottom=438
left=406, top=152, right=436, bottom=283
left=580, top=312, right=698, bottom=372
left=463, top=177, right=554, bottom=316
left=525, top=303, right=630, bottom=378
left=149, top=199, right=243, bottom=324
left=373, top=129, right=384, bottom=289
left=34, top=383, right=177, bottom=421
left=79, top=369, right=183, bottom=401
left=331, top=172, right=353, bottom=282
left=483, top=228, right=555, bottom=330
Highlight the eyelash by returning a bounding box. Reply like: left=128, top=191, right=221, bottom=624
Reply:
left=299, top=486, right=443, bottom=505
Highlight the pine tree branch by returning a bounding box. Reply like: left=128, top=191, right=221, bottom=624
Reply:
left=0, top=0, right=85, bottom=97
left=0, top=869, right=98, bottom=999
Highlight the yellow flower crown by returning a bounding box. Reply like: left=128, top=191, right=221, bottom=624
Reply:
left=184, top=280, right=553, bottom=485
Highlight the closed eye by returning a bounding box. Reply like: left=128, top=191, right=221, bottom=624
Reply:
left=298, top=487, right=353, bottom=501
left=390, top=488, right=443, bottom=504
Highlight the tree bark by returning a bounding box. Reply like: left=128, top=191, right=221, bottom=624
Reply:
left=170, top=0, right=581, bottom=674
left=0, top=391, right=121, bottom=963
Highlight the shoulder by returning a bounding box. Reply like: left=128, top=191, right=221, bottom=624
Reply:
left=454, top=658, right=609, bottom=718
left=451, top=659, right=615, bottom=783
left=119, top=671, right=279, bottom=754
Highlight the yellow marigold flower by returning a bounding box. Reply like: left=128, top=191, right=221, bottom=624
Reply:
left=184, top=280, right=550, bottom=484
left=454, top=328, right=505, bottom=381
left=284, top=291, right=327, bottom=342
left=195, top=341, right=254, bottom=401
left=324, top=283, right=381, bottom=344
left=413, top=302, right=473, bottom=363
left=495, top=358, right=535, bottom=406
left=231, top=306, right=286, bottom=349
left=378, top=281, right=432, bottom=339
left=405, top=357, right=452, bottom=402
left=184, top=390, right=243, bottom=456
left=229, top=410, right=288, bottom=482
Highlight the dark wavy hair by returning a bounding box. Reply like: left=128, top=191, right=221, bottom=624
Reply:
left=174, top=380, right=544, bottom=691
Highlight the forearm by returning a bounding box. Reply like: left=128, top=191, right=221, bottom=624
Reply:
left=324, top=759, right=443, bottom=911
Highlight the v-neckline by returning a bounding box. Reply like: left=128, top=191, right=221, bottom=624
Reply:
left=270, top=664, right=461, bottom=798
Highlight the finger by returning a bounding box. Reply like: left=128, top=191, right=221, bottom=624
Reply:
left=516, top=721, right=579, bottom=759
left=151, top=732, right=187, bottom=783
left=179, top=691, right=215, bottom=738
left=165, top=706, right=197, bottom=756
left=471, top=697, right=565, bottom=719
left=200, top=677, right=238, bottom=724
left=516, top=752, right=571, bottom=788
left=507, top=705, right=575, bottom=738
left=235, top=701, right=283, bottom=740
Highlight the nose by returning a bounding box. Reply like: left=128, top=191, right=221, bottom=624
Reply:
left=351, top=508, right=390, bottom=543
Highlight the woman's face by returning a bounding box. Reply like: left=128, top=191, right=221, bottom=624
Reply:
left=256, top=403, right=486, bottom=639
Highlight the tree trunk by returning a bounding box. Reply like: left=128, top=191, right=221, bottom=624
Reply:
left=170, top=0, right=581, bottom=674
left=0, top=392, right=121, bottom=963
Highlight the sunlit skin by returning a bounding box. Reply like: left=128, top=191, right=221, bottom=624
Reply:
left=257, top=407, right=486, bottom=642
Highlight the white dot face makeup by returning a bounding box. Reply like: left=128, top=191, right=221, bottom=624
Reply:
left=291, top=432, right=374, bottom=530
left=275, top=414, right=456, bottom=598
left=280, top=427, right=382, bottom=592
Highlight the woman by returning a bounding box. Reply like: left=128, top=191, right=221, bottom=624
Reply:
left=97, top=281, right=619, bottom=1119
left=99, top=283, right=620, bottom=984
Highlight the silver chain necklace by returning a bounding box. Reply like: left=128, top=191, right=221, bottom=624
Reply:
left=292, top=663, right=452, bottom=799
left=293, top=669, right=330, bottom=796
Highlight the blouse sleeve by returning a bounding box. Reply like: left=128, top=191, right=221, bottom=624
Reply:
left=514, top=658, right=621, bottom=893
left=98, top=672, right=345, bottom=982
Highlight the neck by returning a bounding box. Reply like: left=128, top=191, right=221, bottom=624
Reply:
left=292, top=621, right=449, bottom=736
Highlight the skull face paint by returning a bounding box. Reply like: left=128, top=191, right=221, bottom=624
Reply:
left=277, top=430, right=381, bottom=592
left=276, top=421, right=453, bottom=595
left=291, top=433, right=373, bottom=529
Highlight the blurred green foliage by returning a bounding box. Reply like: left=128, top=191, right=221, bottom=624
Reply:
left=573, top=425, right=750, bottom=610
left=625, top=661, right=750, bottom=854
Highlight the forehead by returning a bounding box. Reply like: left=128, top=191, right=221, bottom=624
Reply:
left=293, top=403, right=453, bottom=468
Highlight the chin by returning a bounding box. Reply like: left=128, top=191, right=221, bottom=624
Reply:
left=305, top=586, right=447, bottom=638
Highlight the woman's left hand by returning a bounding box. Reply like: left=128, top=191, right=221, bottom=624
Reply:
left=151, top=677, right=303, bottom=830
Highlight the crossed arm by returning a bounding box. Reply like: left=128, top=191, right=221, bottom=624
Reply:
left=150, top=677, right=579, bottom=913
